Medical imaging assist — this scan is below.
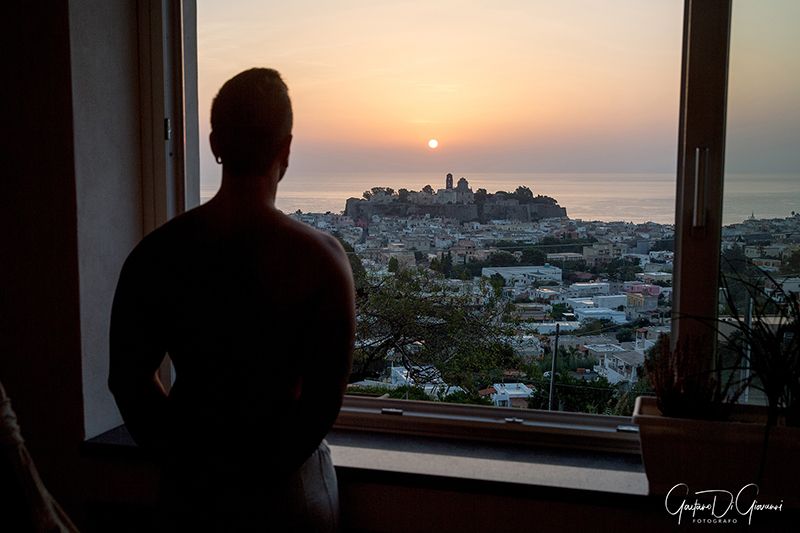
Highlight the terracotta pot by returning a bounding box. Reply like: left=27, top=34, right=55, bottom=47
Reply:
left=633, top=396, right=799, bottom=507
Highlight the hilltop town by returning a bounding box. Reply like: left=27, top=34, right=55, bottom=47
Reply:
left=344, top=173, right=567, bottom=223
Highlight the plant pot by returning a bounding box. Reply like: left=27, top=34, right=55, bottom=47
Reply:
left=633, top=396, right=799, bottom=507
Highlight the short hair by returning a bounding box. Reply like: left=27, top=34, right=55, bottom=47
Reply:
left=210, top=68, right=293, bottom=177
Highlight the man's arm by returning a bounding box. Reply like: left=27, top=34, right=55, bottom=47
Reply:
left=283, top=234, right=356, bottom=471
left=108, top=251, right=170, bottom=452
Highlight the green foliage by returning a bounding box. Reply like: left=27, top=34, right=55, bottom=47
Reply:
left=650, top=239, right=674, bottom=252
left=611, top=376, right=655, bottom=416
left=487, top=251, right=518, bottom=267
left=513, top=186, right=535, bottom=204
left=430, top=252, right=454, bottom=276
left=519, top=247, right=547, bottom=265
left=334, top=236, right=367, bottom=292
left=719, top=268, right=800, bottom=426
left=346, top=384, right=392, bottom=397
left=604, top=257, right=643, bottom=281
left=538, top=236, right=597, bottom=254
left=352, top=268, right=519, bottom=394
left=780, top=250, right=800, bottom=274
left=615, top=327, right=634, bottom=343
left=643, top=334, right=745, bottom=420
left=527, top=374, right=615, bottom=413
left=489, top=273, right=505, bottom=297
left=388, top=385, right=430, bottom=401
left=440, top=390, right=493, bottom=406
left=550, top=303, right=570, bottom=320
left=571, top=319, right=615, bottom=337
left=387, top=256, right=399, bottom=273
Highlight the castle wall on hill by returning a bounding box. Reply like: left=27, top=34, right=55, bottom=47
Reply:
left=345, top=197, right=566, bottom=223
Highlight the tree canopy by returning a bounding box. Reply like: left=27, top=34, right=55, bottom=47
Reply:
left=351, top=268, right=519, bottom=394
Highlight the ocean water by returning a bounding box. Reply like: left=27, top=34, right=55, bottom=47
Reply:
left=200, top=172, right=799, bottom=226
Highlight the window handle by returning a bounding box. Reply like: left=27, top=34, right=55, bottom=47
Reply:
left=692, top=146, right=710, bottom=228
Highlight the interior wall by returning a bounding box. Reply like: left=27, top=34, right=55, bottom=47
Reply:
left=3, top=0, right=147, bottom=519
left=2, top=0, right=86, bottom=510
left=68, top=0, right=144, bottom=439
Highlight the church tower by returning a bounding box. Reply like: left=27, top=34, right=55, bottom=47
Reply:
left=446, top=173, right=453, bottom=189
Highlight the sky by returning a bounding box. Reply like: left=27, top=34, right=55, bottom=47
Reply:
left=196, top=0, right=799, bottom=189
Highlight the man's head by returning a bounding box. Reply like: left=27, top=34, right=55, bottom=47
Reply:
left=210, top=68, right=293, bottom=178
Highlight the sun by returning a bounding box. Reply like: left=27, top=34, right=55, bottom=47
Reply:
left=427, top=139, right=439, bottom=149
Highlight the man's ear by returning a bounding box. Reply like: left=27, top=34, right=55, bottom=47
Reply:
left=277, top=134, right=292, bottom=181
left=281, top=134, right=292, bottom=167
left=209, top=131, right=221, bottom=162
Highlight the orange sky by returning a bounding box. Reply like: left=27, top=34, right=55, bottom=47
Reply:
left=196, top=0, right=798, bottom=181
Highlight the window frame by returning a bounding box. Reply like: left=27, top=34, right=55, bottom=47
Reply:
left=139, top=0, right=201, bottom=389
left=180, top=0, right=733, bottom=453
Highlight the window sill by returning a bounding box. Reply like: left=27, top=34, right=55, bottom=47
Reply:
left=326, top=430, right=646, bottom=496
left=84, top=422, right=646, bottom=498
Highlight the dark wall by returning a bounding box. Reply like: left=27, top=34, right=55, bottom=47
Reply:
left=2, top=1, right=86, bottom=511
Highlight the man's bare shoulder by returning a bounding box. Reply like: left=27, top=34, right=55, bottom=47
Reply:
left=273, top=213, right=350, bottom=271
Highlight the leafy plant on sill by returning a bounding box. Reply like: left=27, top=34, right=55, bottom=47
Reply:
left=718, top=265, right=800, bottom=428
left=645, top=259, right=799, bottom=426
left=643, top=332, right=749, bottom=421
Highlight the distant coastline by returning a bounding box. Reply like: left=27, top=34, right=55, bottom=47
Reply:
left=199, top=171, right=800, bottom=225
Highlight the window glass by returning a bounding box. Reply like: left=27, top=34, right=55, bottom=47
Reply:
left=196, top=0, right=683, bottom=415
left=720, top=0, right=800, bottom=406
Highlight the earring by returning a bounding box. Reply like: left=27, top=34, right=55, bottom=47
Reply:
left=215, top=156, right=222, bottom=164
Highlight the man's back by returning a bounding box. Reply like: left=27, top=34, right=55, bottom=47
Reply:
left=109, top=67, right=353, bottom=531
left=111, top=198, right=354, bottom=461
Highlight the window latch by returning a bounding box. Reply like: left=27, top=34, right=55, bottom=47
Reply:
left=381, top=407, right=404, bottom=416
left=504, top=417, right=524, bottom=424
left=692, top=146, right=710, bottom=228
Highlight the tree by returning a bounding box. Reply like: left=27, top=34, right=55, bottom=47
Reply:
left=513, top=186, right=534, bottom=204
left=362, top=190, right=372, bottom=200
left=369, top=186, right=395, bottom=197
left=440, top=390, right=493, bottom=406
left=489, top=273, right=505, bottom=297
left=605, top=257, right=643, bottom=281
left=422, top=184, right=434, bottom=194
left=487, top=251, right=517, bottom=267
left=387, top=256, right=399, bottom=273
left=550, top=303, right=570, bottom=320
left=571, top=319, right=614, bottom=336
left=388, top=385, right=429, bottom=401
left=519, top=247, right=546, bottom=265
left=351, top=268, right=519, bottom=394
left=781, top=250, right=800, bottom=275
left=651, top=239, right=674, bottom=252
left=526, top=373, right=615, bottom=413
left=398, top=188, right=410, bottom=202
left=334, top=236, right=366, bottom=293
left=616, top=327, right=634, bottom=343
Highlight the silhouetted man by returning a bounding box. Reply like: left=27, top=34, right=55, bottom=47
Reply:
left=109, top=68, right=355, bottom=532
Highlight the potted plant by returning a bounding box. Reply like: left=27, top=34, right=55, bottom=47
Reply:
left=633, top=267, right=799, bottom=504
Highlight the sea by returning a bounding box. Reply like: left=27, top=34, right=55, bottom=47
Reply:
left=200, top=172, right=799, bottom=226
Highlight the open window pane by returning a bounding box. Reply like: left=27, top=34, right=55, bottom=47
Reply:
left=196, top=1, right=683, bottom=415
left=719, top=0, right=800, bottom=406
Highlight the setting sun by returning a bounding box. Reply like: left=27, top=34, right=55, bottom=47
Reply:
left=427, top=139, right=439, bottom=149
